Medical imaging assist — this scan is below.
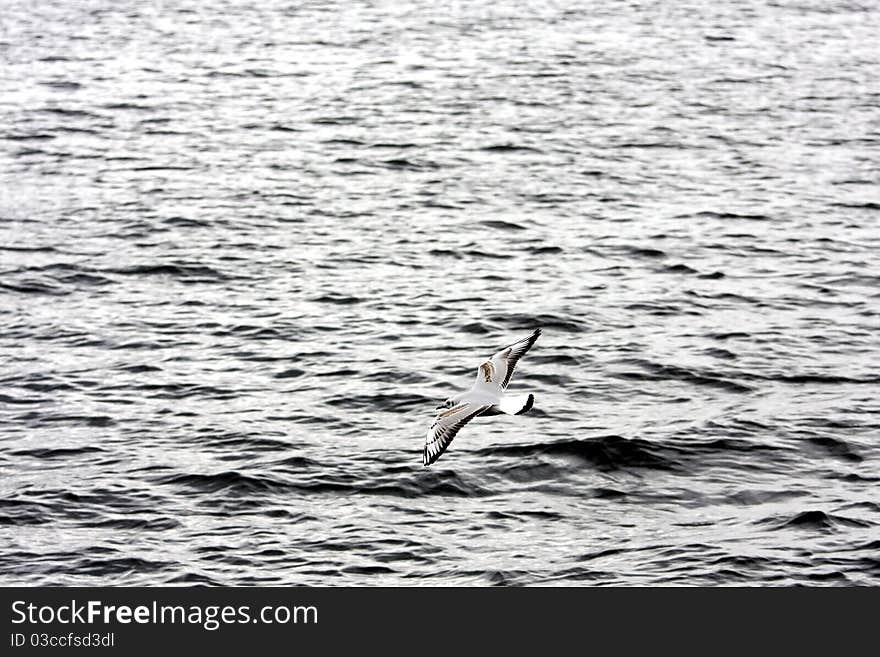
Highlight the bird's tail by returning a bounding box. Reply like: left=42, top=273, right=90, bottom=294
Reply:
left=498, top=393, right=534, bottom=415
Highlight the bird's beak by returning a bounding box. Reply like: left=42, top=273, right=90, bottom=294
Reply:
left=435, top=403, right=445, bottom=410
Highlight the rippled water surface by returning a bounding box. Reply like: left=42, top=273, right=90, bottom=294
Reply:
left=2, top=0, right=879, bottom=585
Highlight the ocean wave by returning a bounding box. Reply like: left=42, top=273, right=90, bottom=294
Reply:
left=156, top=469, right=492, bottom=499
left=761, top=510, right=875, bottom=532
left=613, top=358, right=753, bottom=393
left=478, top=435, right=683, bottom=472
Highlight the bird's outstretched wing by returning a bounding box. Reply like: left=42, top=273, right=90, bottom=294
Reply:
left=423, top=403, right=491, bottom=466
left=473, top=328, right=542, bottom=392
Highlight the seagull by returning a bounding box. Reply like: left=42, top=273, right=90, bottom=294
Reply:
left=423, top=328, right=542, bottom=466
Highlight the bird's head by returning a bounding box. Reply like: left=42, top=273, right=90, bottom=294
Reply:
left=436, top=399, right=454, bottom=410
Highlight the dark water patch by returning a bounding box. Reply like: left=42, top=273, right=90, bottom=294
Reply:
left=15, top=411, right=116, bottom=430
left=55, top=125, right=102, bottom=135
left=486, top=313, right=584, bottom=333
left=372, top=551, right=434, bottom=565
left=803, top=436, right=862, bottom=462
left=368, top=142, right=419, bottom=149
left=37, top=107, right=100, bottom=119
left=616, top=141, right=682, bottom=149
left=271, top=456, right=323, bottom=470
left=752, top=373, right=880, bottom=385
left=0, top=280, right=68, bottom=296
left=341, top=565, right=397, bottom=575
left=682, top=211, right=771, bottom=221
left=481, top=570, right=525, bottom=586
left=526, top=245, right=563, bottom=254
left=762, top=510, right=874, bottom=533
left=310, top=294, right=362, bottom=305
left=158, top=471, right=292, bottom=495
left=119, top=364, right=162, bottom=373
left=371, top=471, right=493, bottom=498
left=704, top=554, right=809, bottom=579
left=576, top=547, right=628, bottom=562
left=4, top=263, right=113, bottom=289
left=83, top=516, right=181, bottom=531
left=129, top=165, right=195, bottom=172
left=802, top=570, right=852, bottom=584
left=463, top=249, right=514, bottom=259
left=486, top=509, right=564, bottom=521
left=3, top=132, right=57, bottom=141
left=526, top=372, right=574, bottom=385
left=14, top=147, right=52, bottom=158
left=267, top=123, right=301, bottom=133
left=663, top=263, right=698, bottom=274
left=102, top=102, right=153, bottom=111
left=830, top=201, right=880, bottom=211
left=593, top=487, right=628, bottom=499
left=480, top=144, right=542, bottom=153
left=836, top=501, right=880, bottom=514
left=520, top=192, right=574, bottom=205
left=615, top=359, right=752, bottom=393
left=0, top=500, right=51, bottom=526
left=159, top=468, right=491, bottom=499
left=60, top=272, right=114, bottom=286
left=458, top=321, right=493, bottom=335
left=326, top=392, right=433, bottom=412
left=187, top=432, right=296, bottom=453
left=622, top=302, right=682, bottom=316
left=11, top=446, right=105, bottom=459
left=543, top=567, right=609, bottom=582
left=838, top=472, right=880, bottom=483
left=104, top=263, right=228, bottom=281
left=163, top=216, right=210, bottom=228
left=313, top=367, right=360, bottom=378
left=428, top=249, right=461, bottom=258
left=480, top=220, right=528, bottom=231
left=531, top=353, right=581, bottom=366
left=132, top=382, right=239, bottom=400
left=275, top=367, right=306, bottom=379
left=421, top=199, right=461, bottom=210
left=311, top=116, right=360, bottom=125
left=623, top=246, right=666, bottom=258
left=379, top=157, right=438, bottom=171
left=478, top=435, right=681, bottom=472
left=0, top=393, right=46, bottom=405
left=164, top=572, right=222, bottom=585
left=261, top=509, right=319, bottom=521
left=707, top=331, right=753, bottom=341
left=702, top=347, right=737, bottom=360
left=323, top=138, right=365, bottom=146
left=210, top=324, right=284, bottom=339
left=62, top=557, right=171, bottom=576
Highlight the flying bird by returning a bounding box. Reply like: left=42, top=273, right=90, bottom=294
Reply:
left=423, top=328, right=542, bottom=466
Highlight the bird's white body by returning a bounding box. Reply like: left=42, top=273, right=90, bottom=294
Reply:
left=423, top=329, right=542, bottom=466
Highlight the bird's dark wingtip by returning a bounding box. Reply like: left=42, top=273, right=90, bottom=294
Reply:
left=515, top=393, right=535, bottom=415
